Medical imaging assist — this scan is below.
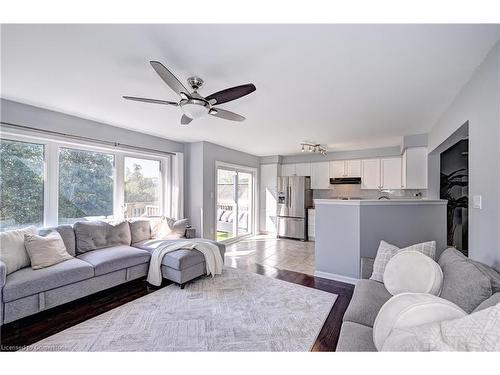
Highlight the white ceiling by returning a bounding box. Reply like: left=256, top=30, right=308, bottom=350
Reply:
left=2, top=24, right=499, bottom=156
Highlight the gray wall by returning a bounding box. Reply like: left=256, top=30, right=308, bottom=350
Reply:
left=186, top=141, right=260, bottom=239
left=427, top=41, right=500, bottom=270
left=272, top=146, right=402, bottom=164
left=0, top=99, right=185, bottom=153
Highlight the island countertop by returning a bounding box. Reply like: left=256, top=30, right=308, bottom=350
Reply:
left=314, top=199, right=447, bottom=206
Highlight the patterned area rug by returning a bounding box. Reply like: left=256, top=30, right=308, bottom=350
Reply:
left=26, top=267, right=337, bottom=351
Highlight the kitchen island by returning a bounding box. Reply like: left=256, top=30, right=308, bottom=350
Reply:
left=314, top=199, right=447, bottom=284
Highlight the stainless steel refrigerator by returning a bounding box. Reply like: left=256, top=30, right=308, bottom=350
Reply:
left=276, top=176, right=312, bottom=241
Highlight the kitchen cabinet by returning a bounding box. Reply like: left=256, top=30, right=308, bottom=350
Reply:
left=346, top=160, right=362, bottom=177
left=330, top=161, right=346, bottom=178
left=361, top=159, right=381, bottom=189
left=402, top=147, right=428, bottom=189
left=311, top=161, right=330, bottom=189
left=330, top=159, right=362, bottom=178
left=281, top=164, right=296, bottom=176
left=295, top=163, right=311, bottom=176
left=381, top=157, right=402, bottom=189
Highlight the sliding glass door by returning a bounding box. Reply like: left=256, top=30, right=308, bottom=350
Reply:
left=216, top=165, right=254, bottom=242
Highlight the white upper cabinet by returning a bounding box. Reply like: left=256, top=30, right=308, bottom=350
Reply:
left=311, top=162, right=330, bottom=189
left=381, top=157, right=402, bottom=189
left=401, top=147, right=428, bottom=189
left=361, top=159, right=381, bottom=189
left=346, top=160, right=362, bottom=177
left=281, top=164, right=296, bottom=176
left=295, top=163, right=312, bottom=176
left=330, top=161, right=346, bottom=178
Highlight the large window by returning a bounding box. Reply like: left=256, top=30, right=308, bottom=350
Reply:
left=0, top=131, right=176, bottom=230
left=124, top=156, right=161, bottom=219
left=58, top=148, right=115, bottom=224
left=0, top=139, right=45, bottom=231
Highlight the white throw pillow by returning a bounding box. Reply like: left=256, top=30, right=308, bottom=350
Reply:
left=382, top=302, right=500, bottom=351
left=370, top=240, right=436, bottom=282
left=383, top=251, right=443, bottom=296
left=24, top=231, right=73, bottom=269
left=151, top=217, right=188, bottom=240
left=0, top=226, right=37, bottom=274
left=373, top=293, right=466, bottom=351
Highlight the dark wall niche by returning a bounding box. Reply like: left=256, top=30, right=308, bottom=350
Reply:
left=440, top=139, right=468, bottom=255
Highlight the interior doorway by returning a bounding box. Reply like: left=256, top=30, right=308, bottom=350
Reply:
left=216, top=163, right=255, bottom=242
left=440, top=138, right=469, bottom=255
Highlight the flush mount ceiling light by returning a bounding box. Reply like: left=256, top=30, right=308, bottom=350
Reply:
left=300, top=141, right=327, bottom=156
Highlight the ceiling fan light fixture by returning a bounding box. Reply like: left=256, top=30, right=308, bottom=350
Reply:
left=180, top=99, right=210, bottom=119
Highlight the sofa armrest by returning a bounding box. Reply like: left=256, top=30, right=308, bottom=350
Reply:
left=360, top=257, right=375, bottom=279
left=185, top=227, right=196, bottom=239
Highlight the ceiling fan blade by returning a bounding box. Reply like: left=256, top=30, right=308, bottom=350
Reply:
left=123, top=96, right=178, bottom=106
left=209, top=108, right=245, bottom=122
left=181, top=114, right=193, bottom=125
left=205, top=84, right=256, bottom=105
left=150, top=61, right=190, bottom=98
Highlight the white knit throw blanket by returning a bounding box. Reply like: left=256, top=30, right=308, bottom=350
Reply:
left=147, top=240, right=224, bottom=286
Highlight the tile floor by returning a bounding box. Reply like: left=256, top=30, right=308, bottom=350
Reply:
left=224, top=234, right=315, bottom=275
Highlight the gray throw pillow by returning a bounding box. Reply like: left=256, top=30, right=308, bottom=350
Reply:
left=74, top=221, right=132, bottom=254
left=24, top=231, right=73, bottom=269
left=438, top=248, right=493, bottom=313
left=129, top=220, right=152, bottom=244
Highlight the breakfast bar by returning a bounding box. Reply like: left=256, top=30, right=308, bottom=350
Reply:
left=314, top=199, right=448, bottom=284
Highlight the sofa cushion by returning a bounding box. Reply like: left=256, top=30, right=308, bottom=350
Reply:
left=74, top=221, right=132, bottom=254
left=473, top=292, right=500, bottom=313
left=38, top=225, right=76, bottom=256
left=336, top=322, right=376, bottom=352
left=438, top=248, right=494, bottom=313
left=129, top=220, right=151, bottom=244
left=3, top=258, right=94, bottom=302
left=77, top=245, right=150, bottom=276
left=342, top=279, right=392, bottom=327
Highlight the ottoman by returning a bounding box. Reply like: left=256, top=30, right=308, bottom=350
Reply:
left=132, top=238, right=226, bottom=288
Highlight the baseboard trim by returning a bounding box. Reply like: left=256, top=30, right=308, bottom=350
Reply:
left=314, top=271, right=359, bottom=285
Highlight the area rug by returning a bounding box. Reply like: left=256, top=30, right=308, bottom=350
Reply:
left=25, top=267, right=336, bottom=351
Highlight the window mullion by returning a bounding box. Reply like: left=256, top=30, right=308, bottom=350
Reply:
left=114, top=153, right=125, bottom=222
left=45, top=142, right=59, bottom=227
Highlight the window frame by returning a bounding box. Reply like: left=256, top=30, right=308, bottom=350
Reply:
left=1, top=130, right=173, bottom=228
left=0, top=138, right=46, bottom=230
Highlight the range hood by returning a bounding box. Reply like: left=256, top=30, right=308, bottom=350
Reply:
left=330, top=177, right=362, bottom=185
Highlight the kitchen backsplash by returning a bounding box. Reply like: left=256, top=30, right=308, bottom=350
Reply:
left=312, top=185, right=427, bottom=200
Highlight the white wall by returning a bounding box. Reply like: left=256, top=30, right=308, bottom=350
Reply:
left=428, top=41, right=500, bottom=270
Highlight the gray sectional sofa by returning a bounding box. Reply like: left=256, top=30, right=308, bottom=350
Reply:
left=336, top=248, right=500, bottom=351
left=0, top=220, right=225, bottom=325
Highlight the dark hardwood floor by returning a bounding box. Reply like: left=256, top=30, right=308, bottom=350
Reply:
left=0, top=261, right=353, bottom=352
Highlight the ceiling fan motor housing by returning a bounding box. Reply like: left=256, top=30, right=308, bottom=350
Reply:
left=187, top=76, right=204, bottom=91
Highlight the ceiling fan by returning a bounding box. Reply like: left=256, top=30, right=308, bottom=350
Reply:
left=123, top=61, right=256, bottom=125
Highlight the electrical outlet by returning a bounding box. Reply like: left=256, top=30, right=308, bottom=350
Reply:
left=472, top=195, right=482, bottom=209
